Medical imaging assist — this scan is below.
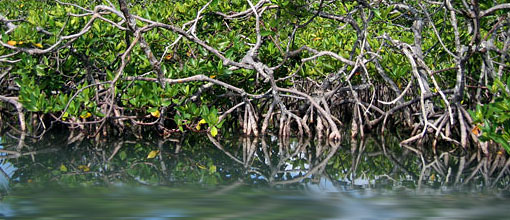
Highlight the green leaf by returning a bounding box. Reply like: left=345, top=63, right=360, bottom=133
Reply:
left=162, top=99, right=172, bottom=107
left=209, top=165, right=217, bottom=173
left=374, top=9, right=382, bottom=19
left=225, top=49, right=234, bottom=58
left=210, top=126, right=218, bottom=137
left=260, top=30, right=273, bottom=37
left=119, top=151, right=127, bottom=160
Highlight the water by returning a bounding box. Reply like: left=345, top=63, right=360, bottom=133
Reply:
left=0, top=132, right=509, bottom=219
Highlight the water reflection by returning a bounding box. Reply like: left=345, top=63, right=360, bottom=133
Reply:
left=0, top=132, right=509, bottom=190
left=0, top=132, right=508, bottom=219
left=0, top=137, right=17, bottom=193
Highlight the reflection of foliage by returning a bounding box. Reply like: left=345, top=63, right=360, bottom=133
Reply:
left=1, top=131, right=509, bottom=191
left=4, top=133, right=233, bottom=187
left=325, top=136, right=421, bottom=189
left=1, top=131, right=509, bottom=219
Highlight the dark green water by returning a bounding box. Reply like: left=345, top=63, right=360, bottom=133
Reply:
left=0, top=132, right=509, bottom=219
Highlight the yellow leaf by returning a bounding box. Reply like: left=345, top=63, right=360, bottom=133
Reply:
left=147, top=150, right=159, bottom=159
left=196, top=163, right=206, bottom=169
left=78, top=165, right=90, bottom=172
left=210, top=126, right=218, bottom=137
left=34, top=43, right=43, bottom=48
left=209, top=75, right=216, bottom=79
left=7, top=41, right=17, bottom=46
left=196, top=119, right=206, bottom=130
left=209, top=165, right=216, bottom=173
left=80, top=112, right=92, bottom=119
left=150, top=110, right=160, bottom=118
left=186, top=50, right=192, bottom=57
left=18, top=41, right=24, bottom=45
left=62, top=112, right=69, bottom=121
left=60, top=164, right=68, bottom=172
left=312, top=37, right=322, bottom=41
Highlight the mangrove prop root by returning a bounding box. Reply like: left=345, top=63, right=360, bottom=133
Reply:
left=0, top=0, right=509, bottom=147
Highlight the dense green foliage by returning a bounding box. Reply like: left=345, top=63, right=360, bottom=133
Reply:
left=472, top=77, right=510, bottom=153
left=0, top=0, right=509, bottom=151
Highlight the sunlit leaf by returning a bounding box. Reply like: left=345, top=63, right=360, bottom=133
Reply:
left=150, top=109, right=160, bottom=118
left=196, top=163, right=206, bottom=169
left=147, top=150, right=159, bottom=159
left=210, top=126, right=218, bottom=137
left=209, top=165, right=217, bottom=173
left=80, top=112, right=92, bottom=119
left=78, top=165, right=90, bottom=172
left=60, top=164, right=67, bottom=172
left=7, top=40, right=17, bottom=46
left=62, top=112, right=69, bottom=121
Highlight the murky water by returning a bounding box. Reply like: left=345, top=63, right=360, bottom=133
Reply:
left=0, top=132, right=509, bottom=219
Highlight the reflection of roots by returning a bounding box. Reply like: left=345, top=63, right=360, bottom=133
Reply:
left=206, top=132, right=510, bottom=188
left=208, top=132, right=340, bottom=185
left=2, top=129, right=508, bottom=189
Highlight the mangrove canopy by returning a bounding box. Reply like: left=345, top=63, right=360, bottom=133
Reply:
left=0, top=0, right=510, bottom=153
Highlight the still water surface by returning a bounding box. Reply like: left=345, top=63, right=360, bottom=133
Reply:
left=0, top=132, right=509, bottom=219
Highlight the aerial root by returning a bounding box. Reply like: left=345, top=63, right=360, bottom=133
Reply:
left=260, top=100, right=276, bottom=135
left=0, top=95, right=26, bottom=133
left=240, top=101, right=259, bottom=137
left=399, top=103, right=481, bottom=152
